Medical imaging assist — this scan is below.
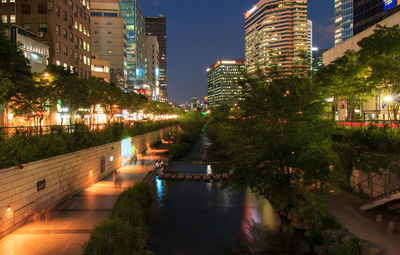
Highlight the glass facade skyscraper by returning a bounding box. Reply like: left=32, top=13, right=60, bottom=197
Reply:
left=119, top=0, right=146, bottom=91
left=145, top=16, right=167, bottom=102
left=334, top=0, right=354, bottom=45
left=207, top=59, right=245, bottom=108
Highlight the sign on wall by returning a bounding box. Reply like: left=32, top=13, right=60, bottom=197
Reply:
left=37, top=179, right=46, bottom=191
left=383, top=0, right=398, bottom=11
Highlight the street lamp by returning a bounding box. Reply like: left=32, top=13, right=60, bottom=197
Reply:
left=384, top=96, right=393, bottom=102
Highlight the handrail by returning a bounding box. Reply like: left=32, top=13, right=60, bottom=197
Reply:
left=352, top=170, right=400, bottom=209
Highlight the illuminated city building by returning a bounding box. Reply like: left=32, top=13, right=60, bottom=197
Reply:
left=334, top=0, right=354, bottom=45
left=207, top=59, right=245, bottom=108
left=244, top=0, right=308, bottom=75
left=145, top=35, right=160, bottom=101
left=307, top=19, right=313, bottom=67
left=354, top=0, right=400, bottom=35
left=90, top=0, right=127, bottom=89
left=119, top=0, right=146, bottom=91
left=145, top=15, right=167, bottom=101
left=1, top=0, right=92, bottom=78
left=91, top=59, right=110, bottom=83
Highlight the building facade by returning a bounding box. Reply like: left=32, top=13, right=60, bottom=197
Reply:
left=90, top=0, right=127, bottom=89
left=307, top=19, right=313, bottom=67
left=245, top=0, right=308, bottom=75
left=119, top=0, right=146, bottom=91
left=207, top=59, right=245, bottom=108
left=323, top=10, right=400, bottom=121
left=354, top=0, right=400, bottom=36
left=6, top=25, right=49, bottom=73
left=334, top=0, right=354, bottom=45
left=91, top=58, right=110, bottom=83
left=145, top=15, right=167, bottom=101
left=145, top=35, right=160, bottom=101
left=1, top=0, right=92, bottom=78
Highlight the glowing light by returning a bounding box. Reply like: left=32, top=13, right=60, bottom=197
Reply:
left=7, top=114, right=13, bottom=120
left=221, top=60, right=237, bottom=64
left=326, top=97, right=334, bottom=103
left=245, top=5, right=257, bottom=18
left=110, top=156, right=114, bottom=162
left=384, top=96, right=393, bottom=102
left=7, top=206, right=11, bottom=213
left=90, top=170, right=93, bottom=176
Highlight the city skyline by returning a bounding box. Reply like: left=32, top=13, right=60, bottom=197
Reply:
left=139, top=0, right=335, bottom=104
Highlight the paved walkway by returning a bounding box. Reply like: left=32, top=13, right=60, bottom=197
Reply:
left=0, top=149, right=166, bottom=255
left=327, top=190, right=400, bottom=255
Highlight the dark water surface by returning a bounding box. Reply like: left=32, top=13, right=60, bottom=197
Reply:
left=149, top=134, right=311, bottom=255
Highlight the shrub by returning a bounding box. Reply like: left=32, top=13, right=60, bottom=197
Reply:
left=0, top=120, right=176, bottom=169
left=85, top=182, right=153, bottom=255
left=83, top=219, right=141, bottom=255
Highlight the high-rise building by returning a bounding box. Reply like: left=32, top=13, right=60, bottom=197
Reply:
left=1, top=0, right=92, bottom=78
left=307, top=20, right=313, bottom=67
left=354, top=0, right=400, bottom=36
left=207, top=59, right=245, bottom=108
left=334, top=0, right=354, bottom=45
left=244, top=0, right=308, bottom=75
left=90, top=0, right=127, bottom=89
left=145, top=35, right=160, bottom=101
left=145, top=15, right=167, bottom=101
left=119, top=0, right=146, bottom=91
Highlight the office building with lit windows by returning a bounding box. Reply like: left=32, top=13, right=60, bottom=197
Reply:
left=334, top=0, right=353, bottom=45
left=354, top=0, right=400, bottom=35
left=1, top=0, right=92, bottom=78
left=119, top=0, right=146, bottom=91
left=207, top=59, right=245, bottom=108
left=90, top=0, right=127, bottom=89
left=145, top=35, right=160, bottom=101
left=145, top=15, right=167, bottom=101
left=244, top=0, right=308, bottom=75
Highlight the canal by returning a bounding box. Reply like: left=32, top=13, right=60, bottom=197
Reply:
left=149, top=133, right=312, bottom=254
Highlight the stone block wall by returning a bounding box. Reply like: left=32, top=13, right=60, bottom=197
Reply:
left=0, top=125, right=176, bottom=238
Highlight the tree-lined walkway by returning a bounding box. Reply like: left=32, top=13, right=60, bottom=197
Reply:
left=327, top=190, right=400, bottom=255
left=0, top=150, right=166, bottom=255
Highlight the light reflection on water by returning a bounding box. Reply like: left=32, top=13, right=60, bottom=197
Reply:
left=150, top=164, right=311, bottom=254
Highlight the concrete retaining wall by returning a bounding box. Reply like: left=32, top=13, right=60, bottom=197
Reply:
left=0, top=125, right=176, bottom=238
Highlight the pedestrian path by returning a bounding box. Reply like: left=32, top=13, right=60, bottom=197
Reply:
left=327, top=190, right=400, bottom=255
left=0, top=150, right=166, bottom=255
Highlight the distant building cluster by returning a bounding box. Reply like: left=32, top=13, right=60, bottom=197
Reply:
left=0, top=0, right=168, bottom=102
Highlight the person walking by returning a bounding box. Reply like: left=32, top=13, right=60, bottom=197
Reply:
left=113, top=169, right=118, bottom=188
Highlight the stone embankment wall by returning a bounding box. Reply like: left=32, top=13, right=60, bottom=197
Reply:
left=0, top=126, right=176, bottom=238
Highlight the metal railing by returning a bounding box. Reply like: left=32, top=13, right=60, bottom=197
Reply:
left=352, top=171, right=400, bottom=209
left=0, top=124, right=114, bottom=137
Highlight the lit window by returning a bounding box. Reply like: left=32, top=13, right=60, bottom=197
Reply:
left=1, top=0, right=7, bottom=3
left=56, top=60, right=61, bottom=66
left=79, top=23, right=82, bottom=32
left=87, top=43, right=90, bottom=51
left=1, top=15, right=7, bottom=23
left=9, top=0, right=15, bottom=2
left=107, top=50, right=112, bottom=54
left=10, top=14, right=15, bottom=23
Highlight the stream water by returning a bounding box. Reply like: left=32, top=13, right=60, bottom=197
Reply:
left=149, top=133, right=312, bottom=255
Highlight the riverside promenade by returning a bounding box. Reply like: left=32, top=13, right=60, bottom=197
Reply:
left=0, top=149, right=166, bottom=255
left=327, top=190, right=400, bottom=255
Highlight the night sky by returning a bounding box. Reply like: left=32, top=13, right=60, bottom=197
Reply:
left=139, top=0, right=335, bottom=104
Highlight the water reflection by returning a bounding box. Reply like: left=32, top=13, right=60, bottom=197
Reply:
left=150, top=164, right=311, bottom=254
left=155, top=177, right=164, bottom=205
